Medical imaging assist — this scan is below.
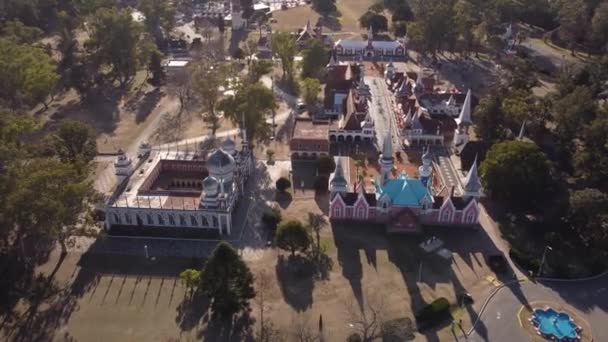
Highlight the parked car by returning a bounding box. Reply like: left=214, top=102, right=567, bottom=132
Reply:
left=296, top=99, right=306, bottom=112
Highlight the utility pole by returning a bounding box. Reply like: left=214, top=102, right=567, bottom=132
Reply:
left=537, top=245, right=552, bottom=277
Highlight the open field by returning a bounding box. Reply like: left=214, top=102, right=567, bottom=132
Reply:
left=271, top=0, right=370, bottom=33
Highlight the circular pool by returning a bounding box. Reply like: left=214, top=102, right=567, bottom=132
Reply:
left=531, top=308, right=579, bottom=341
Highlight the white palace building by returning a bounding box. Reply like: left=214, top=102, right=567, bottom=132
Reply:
left=104, top=137, right=252, bottom=236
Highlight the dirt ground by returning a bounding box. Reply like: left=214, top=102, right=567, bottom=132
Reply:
left=271, top=0, right=370, bottom=33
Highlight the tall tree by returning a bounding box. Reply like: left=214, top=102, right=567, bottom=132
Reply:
left=359, top=12, right=389, bottom=33
left=0, top=39, right=59, bottom=109
left=301, top=40, right=329, bottom=80
left=480, top=140, right=553, bottom=212
left=590, top=2, right=608, bottom=52
left=473, top=91, right=506, bottom=142
left=573, top=111, right=608, bottom=186
left=1, top=20, right=43, bottom=44
left=6, top=158, right=97, bottom=257
left=138, top=0, right=175, bottom=39
left=454, top=0, right=477, bottom=56
left=199, top=241, right=255, bottom=317
left=300, top=78, right=321, bottom=112
left=271, top=31, right=296, bottom=84
left=191, top=60, right=229, bottom=134
left=306, top=213, right=327, bottom=255
left=275, top=220, right=311, bottom=257
left=218, top=82, right=276, bottom=143
left=86, top=7, right=143, bottom=86
left=52, top=120, right=98, bottom=165
left=552, top=86, right=596, bottom=145
left=566, top=188, right=608, bottom=250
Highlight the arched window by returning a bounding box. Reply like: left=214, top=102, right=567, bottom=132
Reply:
left=467, top=212, right=476, bottom=223
left=201, top=216, right=209, bottom=227
left=212, top=216, right=218, bottom=227
left=147, top=214, right=153, bottom=225
left=333, top=207, right=342, bottom=218
left=158, top=215, right=164, bottom=225
left=113, top=213, right=121, bottom=224
left=179, top=215, right=186, bottom=226
left=124, top=213, right=132, bottom=224
left=442, top=210, right=451, bottom=222
left=190, top=215, right=197, bottom=226
left=168, top=214, right=175, bottom=225
left=357, top=207, right=365, bottom=219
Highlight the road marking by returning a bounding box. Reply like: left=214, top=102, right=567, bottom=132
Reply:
left=517, top=305, right=524, bottom=327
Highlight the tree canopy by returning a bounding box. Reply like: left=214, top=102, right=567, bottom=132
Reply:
left=275, top=220, right=311, bottom=257
left=300, top=78, right=321, bottom=111
left=218, top=82, right=276, bottom=143
left=200, top=241, right=255, bottom=317
left=52, top=120, right=98, bottom=165
left=0, top=39, right=59, bottom=109
left=480, top=140, right=553, bottom=211
left=86, top=7, right=143, bottom=86
left=301, top=40, right=329, bottom=80
left=566, top=188, right=608, bottom=250
left=271, top=31, right=296, bottom=84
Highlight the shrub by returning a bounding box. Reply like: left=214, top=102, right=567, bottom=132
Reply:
left=415, top=297, right=450, bottom=326
left=261, top=206, right=282, bottom=233
left=509, top=248, right=541, bottom=274
left=314, top=175, right=328, bottom=193
left=346, top=333, right=362, bottom=342
left=275, top=177, right=291, bottom=192
left=317, top=155, right=335, bottom=175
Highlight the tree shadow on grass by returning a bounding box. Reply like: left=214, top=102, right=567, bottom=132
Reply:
left=198, top=311, right=255, bottom=342
left=275, top=191, right=293, bottom=209
left=135, top=88, right=163, bottom=123
left=275, top=254, right=314, bottom=312
left=175, top=291, right=211, bottom=331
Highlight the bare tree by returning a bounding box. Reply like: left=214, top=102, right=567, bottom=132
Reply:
left=255, top=270, right=283, bottom=342
left=166, top=65, right=194, bottom=118
left=306, top=213, right=327, bottom=256
left=292, top=315, right=322, bottom=342
left=344, top=292, right=387, bottom=342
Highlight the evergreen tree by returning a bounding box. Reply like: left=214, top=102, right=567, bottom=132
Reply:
left=200, top=241, right=255, bottom=317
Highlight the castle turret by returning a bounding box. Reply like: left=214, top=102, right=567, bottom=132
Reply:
left=385, top=58, right=395, bottom=80
left=419, top=146, right=432, bottom=187
left=329, top=157, right=348, bottom=195
left=463, top=156, right=483, bottom=200
left=114, top=148, right=133, bottom=183
left=454, top=89, right=473, bottom=147
left=379, top=134, right=394, bottom=184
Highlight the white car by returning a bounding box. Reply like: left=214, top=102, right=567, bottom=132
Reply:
left=296, top=99, right=306, bottom=112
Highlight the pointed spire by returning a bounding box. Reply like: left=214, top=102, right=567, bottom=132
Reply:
left=456, top=89, right=473, bottom=126
left=403, top=107, right=413, bottom=127
left=518, top=120, right=526, bottom=140
left=464, top=155, right=482, bottom=194
left=328, top=52, right=338, bottom=67
left=446, top=94, right=456, bottom=107
left=422, top=146, right=432, bottom=165
left=382, top=134, right=393, bottom=161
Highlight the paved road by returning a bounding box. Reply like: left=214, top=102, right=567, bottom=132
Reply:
left=463, top=205, right=608, bottom=342
left=366, top=76, right=400, bottom=152
left=467, top=278, right=608, bottom=342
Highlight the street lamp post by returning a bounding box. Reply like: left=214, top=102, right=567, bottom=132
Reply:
left=537, top=245, right=552, bottom=277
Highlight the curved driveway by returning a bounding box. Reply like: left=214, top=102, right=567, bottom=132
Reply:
left=467, top=276, right=608, bottom=341
left=465, top=206, right=608, bottom=341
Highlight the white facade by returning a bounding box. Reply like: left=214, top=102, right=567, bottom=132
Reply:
left=105, top=138, right=252, bottom=236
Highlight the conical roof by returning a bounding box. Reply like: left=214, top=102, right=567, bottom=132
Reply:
left=330, top=158, right=347, bottom=186
left=455, top=89, right=473, bottom=126
left=381, top=134, right=393, bottom=161
left=464, top=156, right=482, bottom=193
